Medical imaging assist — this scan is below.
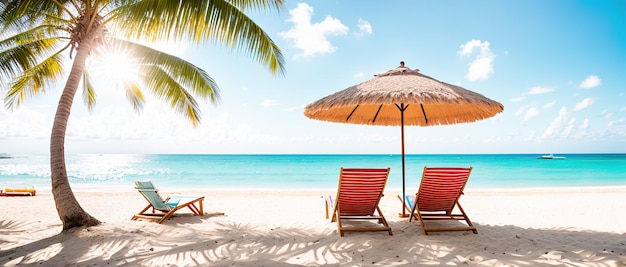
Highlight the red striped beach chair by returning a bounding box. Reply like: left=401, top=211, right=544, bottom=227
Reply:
left=326, top=168, right=392, bottom=237
left=408, top=167, right=478, bottom=235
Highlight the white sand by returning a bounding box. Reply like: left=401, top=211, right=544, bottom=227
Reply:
left=1, top=187, right=626, bottom=266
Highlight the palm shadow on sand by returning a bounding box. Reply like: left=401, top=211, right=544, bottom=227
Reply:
left=1, top=217, right=625, bottom=266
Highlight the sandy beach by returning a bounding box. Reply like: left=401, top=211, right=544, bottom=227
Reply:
left=1, top=187, right=626, bottom=266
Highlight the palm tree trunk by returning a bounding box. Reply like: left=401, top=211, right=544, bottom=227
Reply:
left=50, top=40, right=100, bottom=230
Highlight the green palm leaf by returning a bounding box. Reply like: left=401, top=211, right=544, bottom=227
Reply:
left=110, top=0, right=285, bottom=76
left=0, top=0, right=286, bottom=229
left=82, top=68, right=97, bottom=110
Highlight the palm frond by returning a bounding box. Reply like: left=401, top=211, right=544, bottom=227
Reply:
left=106, top=37, right=220, bottom=103
left=0, top=0, right=69, bottom=30
left=2, top=0, right=285, bottom=126
left=110, top=0, right=285, bottom=76
left=82, top=69, right=97, bottom=111
left=4, top=51, right=66, bottom=109
left=139, top=64, right=202, bottom=126
left=227, top=0, right=284, bottom=12
left=0, top=28, right=68, bottom=79
left=123, top=79, right=145, bottom=111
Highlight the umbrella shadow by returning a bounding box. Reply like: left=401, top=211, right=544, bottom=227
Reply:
left=1, top=218, right=625, bottom=266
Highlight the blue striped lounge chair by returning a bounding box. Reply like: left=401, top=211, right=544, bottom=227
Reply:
left=131, top=181, right=205, bottom=224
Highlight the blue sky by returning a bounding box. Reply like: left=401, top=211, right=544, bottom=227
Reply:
left=1, top=1, right=625, bottom=154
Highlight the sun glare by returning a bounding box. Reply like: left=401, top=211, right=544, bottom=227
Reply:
left=101, top=51, right=135, bottom=82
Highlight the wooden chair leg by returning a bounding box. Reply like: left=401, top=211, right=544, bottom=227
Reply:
left=376, top=206, right=393, bottom=236
left=456, top=201, right=478, bottom=234
left=336, top=206, right=344, bottom=237
left=325, top=197, right=330, bottom=219
left=197, top=198, right=204, bottom=214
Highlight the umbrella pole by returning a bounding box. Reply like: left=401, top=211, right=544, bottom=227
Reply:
left=400, top=107, right=409, bottom=218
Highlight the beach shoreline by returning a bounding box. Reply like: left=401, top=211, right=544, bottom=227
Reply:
left=3, top=154, right=626, bottom=193
left=15, top=183, right=626, bottom=193
left=1, top=187, right=626, bottom=266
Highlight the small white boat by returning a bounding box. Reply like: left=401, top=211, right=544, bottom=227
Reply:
left=538, top=154, right=566, bottom=159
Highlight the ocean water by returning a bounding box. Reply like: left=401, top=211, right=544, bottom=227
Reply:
left=1, top=154, right=625, bottom=191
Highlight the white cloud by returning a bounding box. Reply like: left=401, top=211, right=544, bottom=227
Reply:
left=560, top=117, right=576, bottom=138
left=543, top=101, right=556, bottom=109
left=261, top=99, right=279, bottom=107
left=574, top=98, right=595, bottom=111
left=537, top=107, right=590, bottom=140
left=86, top=101, right=223, bottom=140
left=602, top=110, right=614, bottom=119
left=278, top=3, right=349, bottom=59
left=490, top=112, right=503, bottom=122
left=524, top=107, right=539, bottom=121
left=608, top=118, right=625, bottom=127
left=580, top=119, right=590, bottom=129
left=509, top=96, right=525, bottom=102
left=540, top=107, right=569, bottom=139
left=528, top=86, right=553, bottom=95
left=0, top=107, right=50, bottom=139
left=579, top=75, right=601, bottom=89
left=525, top=130, right=536, bottom=141
left=353, top=72, right=366, bottom=78
left=284, top=105, right=303, bottom=112
left=515, top=106, right=527, bottom=116
left=457, top=39, right=495, bottom=81
left=355, top=18, right=372, bottom=37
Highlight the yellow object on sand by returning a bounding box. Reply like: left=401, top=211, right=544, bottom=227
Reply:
left=1, top=187, right=36, bottom=196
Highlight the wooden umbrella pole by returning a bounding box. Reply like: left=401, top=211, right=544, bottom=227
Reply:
left=400, top=104, right=409, bottom=217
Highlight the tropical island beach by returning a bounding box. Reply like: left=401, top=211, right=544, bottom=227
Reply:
left=1, top=1, right=625, bottom=266
left=1, top=186, right=625, bottom=266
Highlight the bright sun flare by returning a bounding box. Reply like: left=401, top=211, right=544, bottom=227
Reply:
left=90, top=44, right=139, bottom=87
left=101, top=51, right=135, bottom=82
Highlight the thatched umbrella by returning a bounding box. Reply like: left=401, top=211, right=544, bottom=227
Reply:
left=304, top=61, right=504, bottom=217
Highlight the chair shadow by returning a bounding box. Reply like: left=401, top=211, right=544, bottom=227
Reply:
left=130, top=210, right=225, bottom=225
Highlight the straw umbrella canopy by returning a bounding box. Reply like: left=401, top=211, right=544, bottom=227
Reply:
left=304, top=61, right=504, bottom=216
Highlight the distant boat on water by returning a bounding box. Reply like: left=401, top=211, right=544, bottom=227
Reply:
left=538, top=154, right=566, bottom=160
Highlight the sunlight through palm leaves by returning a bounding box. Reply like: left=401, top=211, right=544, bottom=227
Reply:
left=0, top=0, right=286, bottom=230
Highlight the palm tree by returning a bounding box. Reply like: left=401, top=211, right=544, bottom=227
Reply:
left=0, top=0, right=285, bottom=230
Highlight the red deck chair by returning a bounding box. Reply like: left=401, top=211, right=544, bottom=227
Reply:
left=326, top=168, right=392, bottom=237
left=409, top=167, right=478, bottom=235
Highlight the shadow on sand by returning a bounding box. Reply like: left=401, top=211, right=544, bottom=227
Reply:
left=1, top=217, right=625, bottom=266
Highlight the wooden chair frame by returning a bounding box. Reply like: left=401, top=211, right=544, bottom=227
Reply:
left=131, top=181, right=205, bottom=224
left=327, top=168, right=393, bottom=237
left=408, top=167, right=478, bottom=235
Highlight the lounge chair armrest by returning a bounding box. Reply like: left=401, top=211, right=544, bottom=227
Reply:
left=324, top=195, right=335, bottom=219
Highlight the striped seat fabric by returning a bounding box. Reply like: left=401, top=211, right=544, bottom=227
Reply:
left=409, top=167, right=478, bottom=235
left=328, top=168, right=392, bottom=237
left=131, top=181, right=207, bottom=224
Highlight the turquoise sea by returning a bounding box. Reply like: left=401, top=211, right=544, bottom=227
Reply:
left=1, top=154, right=625, bottom=191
